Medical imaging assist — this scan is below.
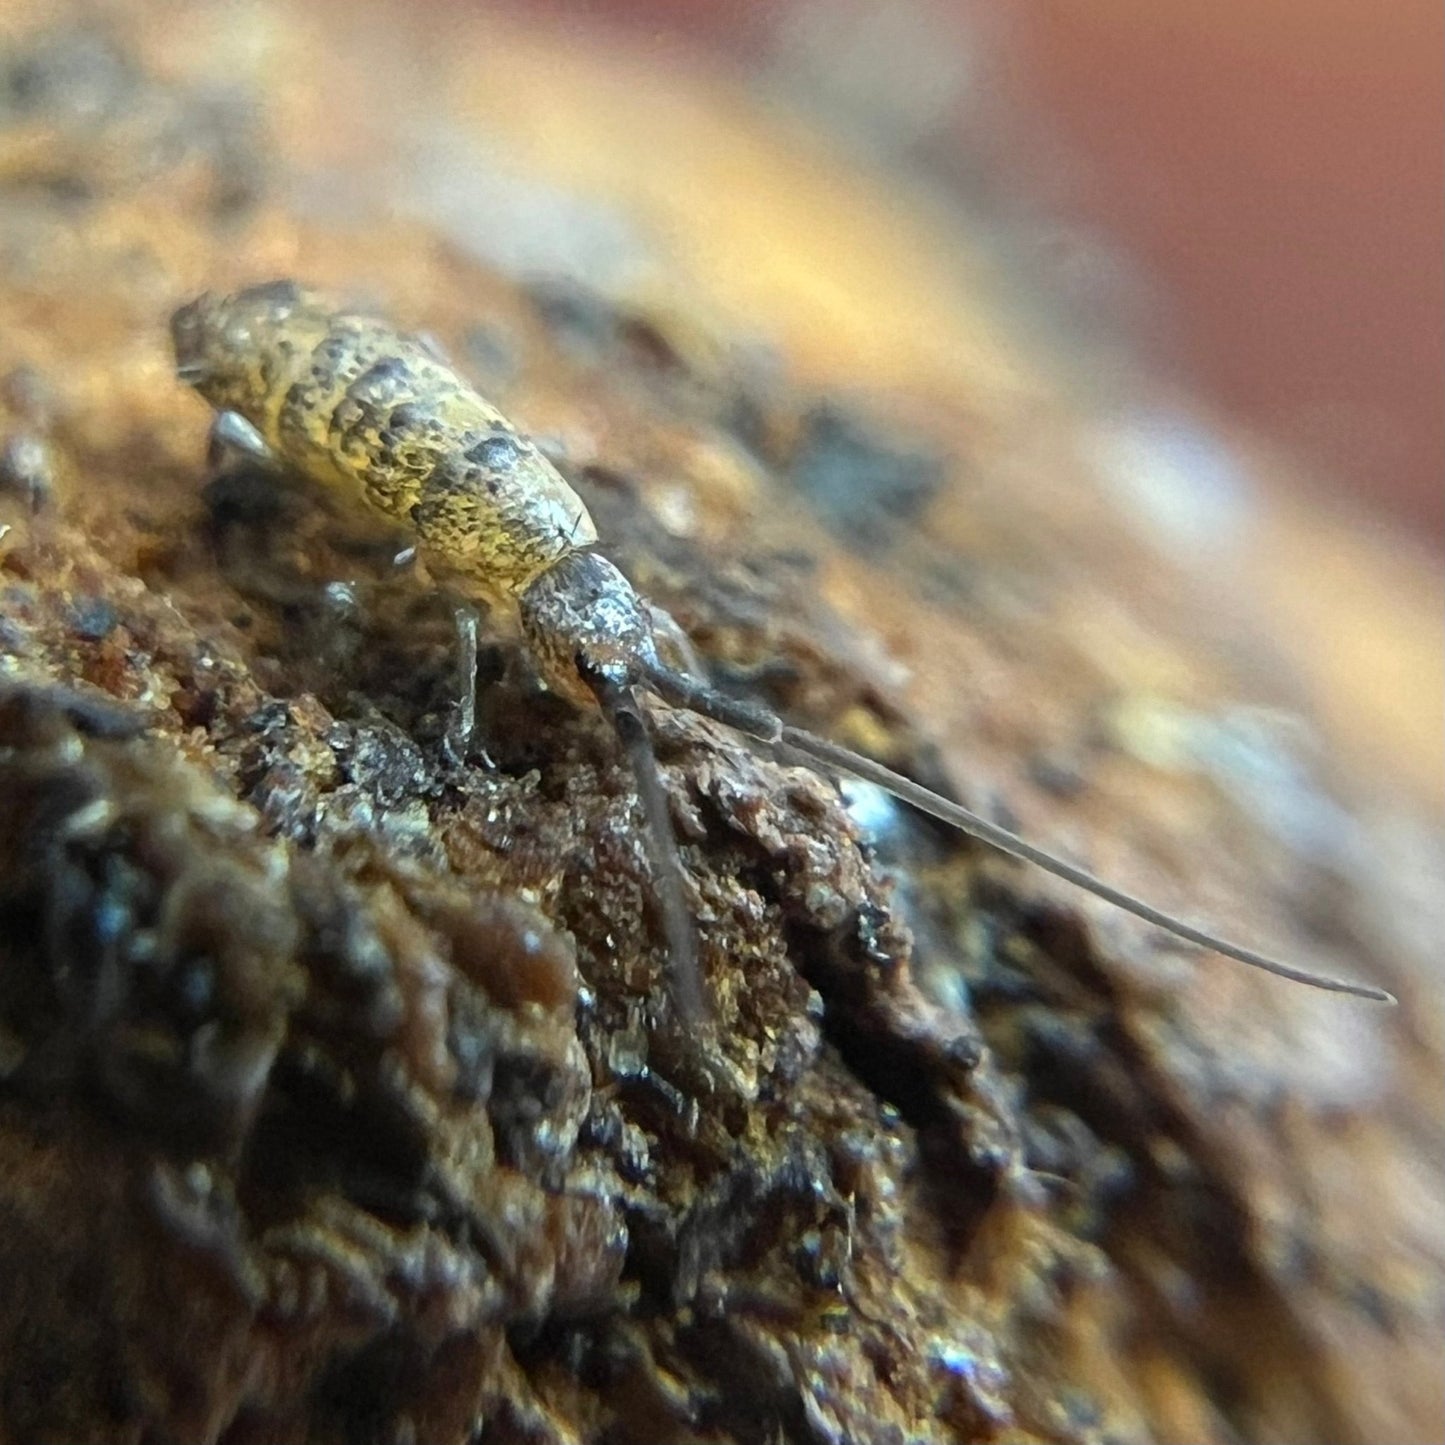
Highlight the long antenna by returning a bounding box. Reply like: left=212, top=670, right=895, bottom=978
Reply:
left=643, top=663, right=1395, bottom=1005
left=591, top=675, right=708, bottom=1023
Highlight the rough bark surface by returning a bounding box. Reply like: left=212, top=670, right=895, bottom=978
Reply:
left=0, top=6, right=1439, bottom=1444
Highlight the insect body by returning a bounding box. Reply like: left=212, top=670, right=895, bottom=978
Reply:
left=171, top=280, right=597, bottom=610
left=172, top=282, right=1393, bottom=1015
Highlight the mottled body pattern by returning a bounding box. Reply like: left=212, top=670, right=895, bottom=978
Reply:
left=171, top=281, right=1393, bottom=1013
left=171, top=281, right=596, bottom=603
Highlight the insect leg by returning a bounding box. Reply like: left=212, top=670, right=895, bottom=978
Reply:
left=584, top=672, right=706, bottom=1023
left=206, top=410, right=273, bottom=470
left=647, top=603, right=705, bottom=678
left=443, top=604, right=481, bottom=766
left=414, top=330, right=454, bottom=366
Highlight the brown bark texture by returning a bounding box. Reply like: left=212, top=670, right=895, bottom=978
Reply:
left=0, top=5, right=1439, bottom=1444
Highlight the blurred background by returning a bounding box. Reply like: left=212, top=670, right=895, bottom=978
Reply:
left=538, top=0, right=1443, bottom=544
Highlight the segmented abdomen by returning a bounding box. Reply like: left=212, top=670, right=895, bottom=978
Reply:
left=253, top=302, right=597, bottom=600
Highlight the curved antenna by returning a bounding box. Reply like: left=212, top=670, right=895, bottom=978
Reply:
left=643, top=663, right=1395, bottom=1005
left=588, top=672, right=709, bottom=1023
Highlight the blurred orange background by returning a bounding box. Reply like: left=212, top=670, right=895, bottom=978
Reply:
left=1016, top=1, right=1443, bottom=545
left=513, top=0, right=1443, bottom=545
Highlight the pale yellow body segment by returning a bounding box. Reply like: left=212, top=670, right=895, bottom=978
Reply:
left=171, top=282, right=597, bottom=602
